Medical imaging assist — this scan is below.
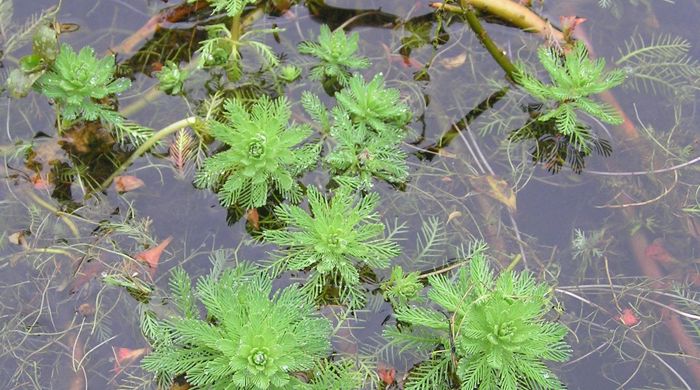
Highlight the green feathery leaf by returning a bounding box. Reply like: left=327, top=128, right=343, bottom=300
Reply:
left=264, top=186, right=401, bottom=308
left=298, top=24, right=370, bottom=85
left=141, top=266, right=332, bottom=389
left=335, top=73, right=412, bottom=134
left=514, top=42, right=625, bottom=153
left=36, top=43, right=130, bottom=125
left=194, top=95, right=320, bottom=208
left=326, top=107, right=408, bottom=190
left=387, top=243, right=571, bottom=390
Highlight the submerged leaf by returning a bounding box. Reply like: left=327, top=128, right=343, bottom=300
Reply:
left=468, top=174, right=517, bottom=212
left=114, top=175, right=145, bottom=193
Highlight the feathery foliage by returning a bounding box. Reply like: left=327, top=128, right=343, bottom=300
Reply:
left=307, top=360, right=365, bottom=390
left=156, top=61, right=188, bottom=95
left=381, top=266, right=423, bottom=308
left=508, top=108, right=613, bottom=174
left=263, top=186, right=401, bottom=307
left=210, top=0, right=256, bottom=17
left=36, top=43, right=131, bottom=125
left=335, top=73, right=412, bottom=134
left=326, top=106, right=408, bottom=190
left=298, top=24, right=370, bottom=85
left=194, top=96, right=320, bottom=208
left=141, top=266, right=332, bottom=389
left=387, top=243, right=571, bottom=390
left=614, top=33, right=700, bottom=98
left=197, top=24, right=279, bottom=82
left=514, top=42, right=626, bottom=152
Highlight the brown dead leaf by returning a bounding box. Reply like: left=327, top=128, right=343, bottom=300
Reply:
left=8, top=231, right=28, bottom=248
left=447, top=211, right=462, bottom=224
left=468, top=174, right=517, bottom=212
left=246, top=208, right=260, bottom=230
left=115, top=175, right=145, bottom=193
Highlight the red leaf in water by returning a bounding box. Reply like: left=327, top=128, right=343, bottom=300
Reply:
left=135, top=236, right=173, bottom=277
left=113, top=346, right=148, bottom=374
left=645, top=238, right=676, bottom=266
left=381, top=43, right=423, bottom=69
left=115, top=175, right=145, bottom=192
left=69, top=260, right=105, bottom=294
left=617, top=308, right=639, bottom=327
left=377, top=361, right=396, bottom=385
left=32, top=174, right=51, bottom=190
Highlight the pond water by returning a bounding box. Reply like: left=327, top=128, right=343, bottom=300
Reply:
left=1, top=0, right=699, bottom=389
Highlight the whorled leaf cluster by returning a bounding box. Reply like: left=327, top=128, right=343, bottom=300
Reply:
left=298, top=24, right=370, bottom=85
left=141, top=266, right=333, bottom=389
left=387, top=244, right=571, bottom=390
left=193, top=95, right=320, bottom=208
left=36, top=43, right=131, bottom=124
left=514, top=42, right=626, bottom=152
left=263, top=186, right=401, bottom=307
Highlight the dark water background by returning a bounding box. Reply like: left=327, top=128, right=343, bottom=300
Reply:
left=1, top=0, right=699, bottom=389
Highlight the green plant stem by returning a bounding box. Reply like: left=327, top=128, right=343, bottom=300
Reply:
left=119, top=7, right=264, bottom=118
left=418, top=86, right=509, bottom=159
left=120, top=59, right=200, bottom=118
left=24, top=190, right=81, bottom=239
left=462, top=6, right=518, bottom=81
left=96, top=116, right=197, bottom=193
left=230, top=14, right=242, bottom=42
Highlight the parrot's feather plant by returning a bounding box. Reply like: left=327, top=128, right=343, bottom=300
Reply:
left=263, top=186, right=401, bottom=308
left=141, top=266, right=332, bottom=389
left=386, top=243, right=571, bottom=390
left=194, top=95, right=320, bottom=208
left=301, top=91, right=409, bottom=190
left=297, top=24, right=370, bottom=85
left=514, top=42, right=626, bottom=153
left=335, top=73, right=412, bottom=134
left=326, top=106, right=408, bottom=190
left=36, top=43, right=131, bottom=125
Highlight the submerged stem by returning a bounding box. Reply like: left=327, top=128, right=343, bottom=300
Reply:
left=96, top=116, right=198, bottom=194
left=431, top=0, right=564, bottom=42
left=462, top=6, right=518, bottom=81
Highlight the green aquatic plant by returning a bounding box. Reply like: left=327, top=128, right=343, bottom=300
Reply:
left=307, top=360, right=365, bottom=390
left=196, top=24, right=279, bottom=82
left=381, top=266, right=423, bottom=308
left=208, top=0, right=256, bottom=17
left=386, top=243, right=571, bottom=390
left=335, top=73, right=411, bottom=134
left=141, top=266, right=332, bottom=389
left=614, top=33, right=700, bottom=98
left=155, top=60, right=188, bottom=95
left=36, top=43, right=131, bottom=124
left=264, top=186, right=401, bottom=307
left=279, top=64, right=301, bottom=82
left=194, top=95, right=320, bottom=208
left=514, top=41, right=626, bottom=152
left=297, top=24, right=370, bottom=85
left=326, top=106, right=408, bottom=190
left=508, top=106, right=613, bottom=174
